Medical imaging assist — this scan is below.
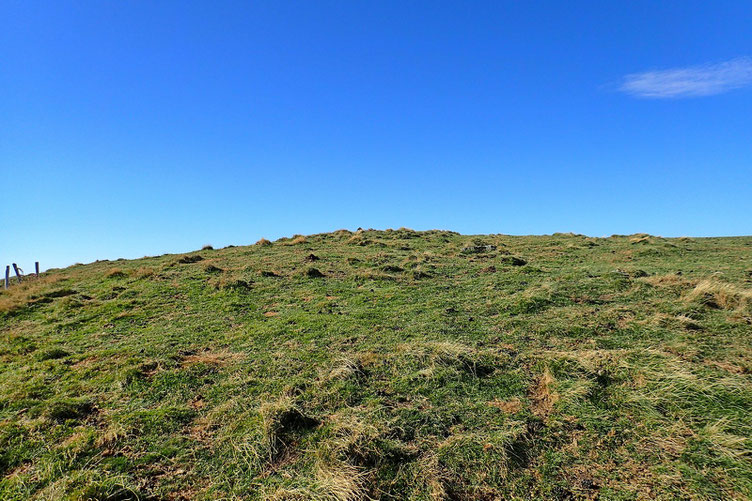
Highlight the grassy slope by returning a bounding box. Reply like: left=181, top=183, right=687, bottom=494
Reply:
left=1, top=229, right=751, bottom=500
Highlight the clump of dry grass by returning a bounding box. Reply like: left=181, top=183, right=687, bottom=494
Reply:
left=211, top=276, right=252, bottom=291
left=630, top=236, right=652, bottom=244
left=176, top=254, right=203, bottom=264
left=132, top=267, right=155, bottom=279
left=266, top=487, right=312, bottom=500
left=530, top=367, right=559, bottom=419
left=488, top=398, right=523, bottom=414
left=416, top=452, right=448, bottom=500
left=399, top=340, right=474, bottom=363
left=684, top=279, right=752, bottom=311
left=202, top=262, right=223, bottom=274
left=229, top=397, right=301, bottom=475
left=256, top=238, right=272, bottom=246
left=258, top=396, right=319, bottom=461
left=284, top=235, right=307, bottom=245
left=642, top=273, right=690, bottom=288
left=327, top=357, right=364, bottom=381
left=647, top=313, right=702, bottom=331
left=346, top=233, right=365, bottom=245
left=398, top=340, right=500, bottom=379
left=306, top=411, right=379, bottom=500
left=96, top=420, right=129, bottom=450
left=105, top=268, right=127, bottom=278
left=353, top=269, right=393, bottom=281
left=313, top=460, right=368, bottom=501
left=181, top=350, right=244, bottom=367
left=698, top=419, right=751, bottom=461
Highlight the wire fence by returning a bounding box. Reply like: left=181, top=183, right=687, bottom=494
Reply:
left=3, top=262, right=40, bottom=289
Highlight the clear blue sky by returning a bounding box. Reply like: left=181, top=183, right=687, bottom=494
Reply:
left=3, top=1, right=751, bottom=270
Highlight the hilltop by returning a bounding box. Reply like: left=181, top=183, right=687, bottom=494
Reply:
left=1, top=229, right=751, bottom=500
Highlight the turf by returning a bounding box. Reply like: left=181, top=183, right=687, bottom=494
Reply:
left=1, top=229, right=751, bottom=500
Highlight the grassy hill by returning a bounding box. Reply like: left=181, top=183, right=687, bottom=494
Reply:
left=1, top=229, right=751, bottom=500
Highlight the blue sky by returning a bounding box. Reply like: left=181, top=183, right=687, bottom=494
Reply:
left=2, top=1, right=751, bottom=270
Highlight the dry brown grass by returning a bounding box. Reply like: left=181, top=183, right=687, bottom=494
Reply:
left=629, top=234, right=664, bottom=245
left=327, top=357, right=363, bottom=381
left=629, top=235, right=651, bottom=244
left=684, top=279, right=752, bottom=311
left=347, top=233, right=364, bottom=245
left=0, top=274, right=65, bottom=313
left=530, top=368, right=559, bottom=419
left=181, top=350, right=245, bottom=367
left=699, top=419, right=751, bottom=461
left=284, top=235, right=307, bottom=246
left=256, top=238, right=272, bottom=246
left=105, top=268, right=127, bottom=278
left=133, top=266, right=156, bottom=279
left=313, top=461, right=368, bottom=501
left=488, top=398, right=523, bottom=414
left=642, top=273, right=690, bottom=288
left=417, top=452, right=448, bottom=500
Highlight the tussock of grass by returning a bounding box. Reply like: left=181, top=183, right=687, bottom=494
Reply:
left=177, top=254, right=204, bottom=264
left=529, top=368, right=559, bottom=419
left=684, top=278, right=752, bottom=311
left=346, top=233, right=364, bottom=245
left=285, top=235, right=307, bottom=245
left=132, top=266, right=156, bottom=279
left=202, top=263, right=223, bottom=274
left=327, top=357, right=364, bottom=381
left=104, top=268, right=127, bottom=278
left=312, top=460, right=368, bottom=501
left=643, top=272, right=689, bottom=288
left=305, top=267, right=325, bottom=278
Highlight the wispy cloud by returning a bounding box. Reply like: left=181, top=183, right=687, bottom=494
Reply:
left=619, top=57, right=752, bottom=98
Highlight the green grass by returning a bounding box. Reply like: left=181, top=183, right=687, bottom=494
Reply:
left=1, top=229, right=751, bottom=500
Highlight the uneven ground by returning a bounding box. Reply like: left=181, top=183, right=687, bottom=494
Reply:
left=1, top=229, right=752, bottom=500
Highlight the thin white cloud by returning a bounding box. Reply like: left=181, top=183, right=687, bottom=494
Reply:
left=619, top=57, right=752, bottom=98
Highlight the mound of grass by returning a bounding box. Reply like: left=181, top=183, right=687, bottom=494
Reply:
left=177, top=254, right=204, bottom=264
left=305, top=267, right=325, bottom=278
left=1, top=230, right=751, bottom=499
left=35, top=347, right=69, bottom=361
left=44, top=398, right=95, bottom=422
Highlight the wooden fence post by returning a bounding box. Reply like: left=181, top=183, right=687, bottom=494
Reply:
left=12, top=263, right=22, bottom=283
left=4, top=266, right=8, bottom=289
left=35, top=262, right=40, bottom=277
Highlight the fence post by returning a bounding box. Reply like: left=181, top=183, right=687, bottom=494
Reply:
left=12, top=263, right=22, bottom=283
left=4, top=266, right=8, bottom=289
left=35, top=262, right=40, bottom=277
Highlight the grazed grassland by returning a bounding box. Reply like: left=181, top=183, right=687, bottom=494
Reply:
left=1, top=230, right=751, bottom=500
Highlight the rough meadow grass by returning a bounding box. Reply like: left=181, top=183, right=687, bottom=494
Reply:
left=1, top=230, right=751, bottom=499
